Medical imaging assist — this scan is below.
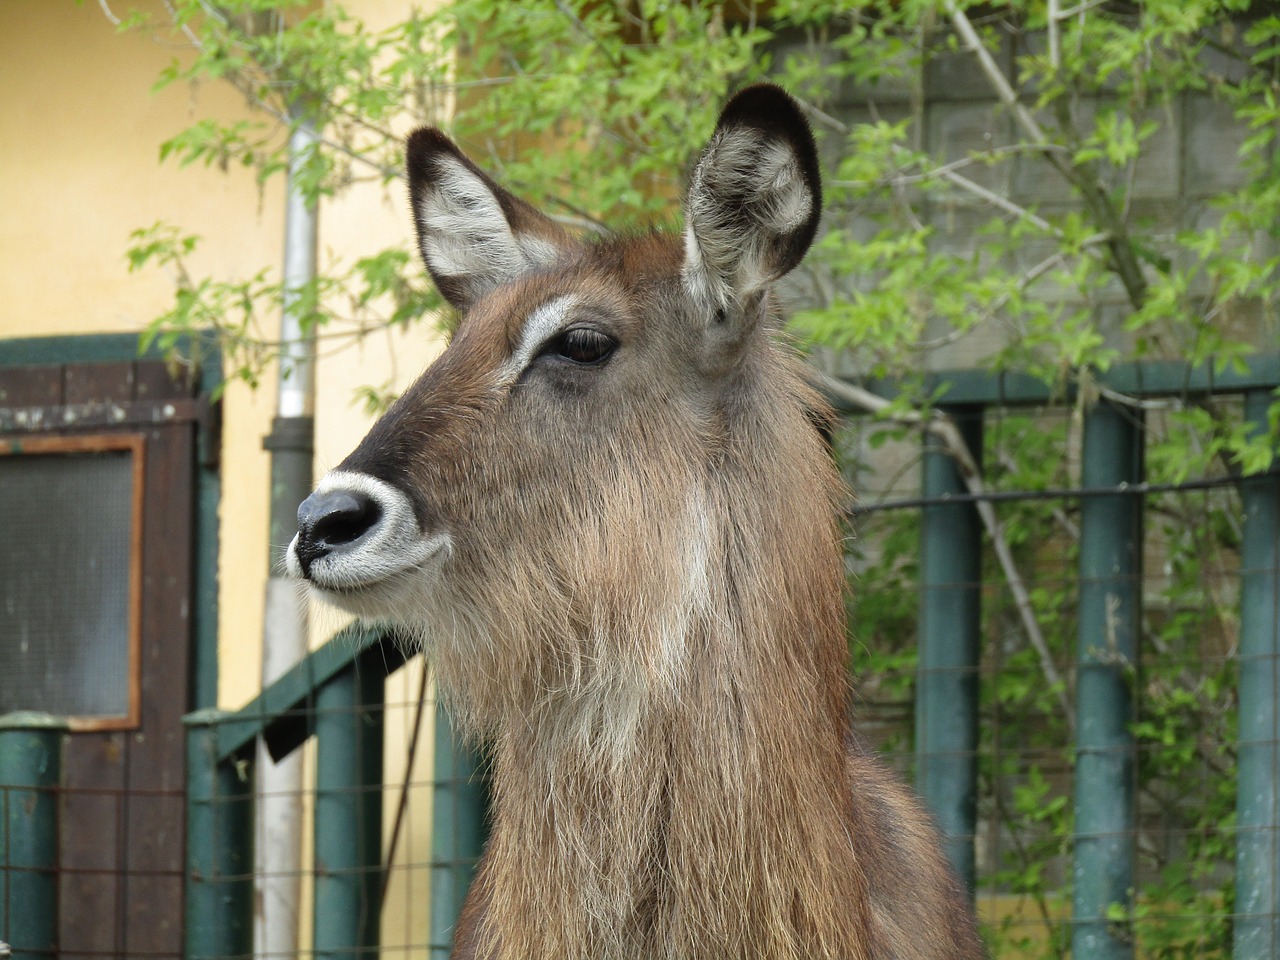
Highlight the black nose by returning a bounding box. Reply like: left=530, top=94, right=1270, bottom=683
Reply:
left=293, top=489, right=382, bottom=577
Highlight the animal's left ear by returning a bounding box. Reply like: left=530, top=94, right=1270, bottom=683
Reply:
left=682, top=84, right=822, bottom=320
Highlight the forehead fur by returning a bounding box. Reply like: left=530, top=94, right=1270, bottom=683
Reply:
left=586, top=231, right=686, bottom=287
left=454, top=231, right=686, bottom=344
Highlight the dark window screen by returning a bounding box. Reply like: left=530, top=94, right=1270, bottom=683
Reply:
left=0, top=448, right=135, bottom=720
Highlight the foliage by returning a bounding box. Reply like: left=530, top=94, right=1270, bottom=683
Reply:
left=104, top=0, right=1280, bottom=956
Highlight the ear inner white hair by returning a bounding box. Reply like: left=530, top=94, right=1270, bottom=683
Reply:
left=416, top=155, right=528, bottom=284
left=683, top=128, right=814, bottom=313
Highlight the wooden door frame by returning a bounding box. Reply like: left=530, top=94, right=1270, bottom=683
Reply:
left=0, top=333, right=222, bottom=709
left=0, top=332, right=222, bottom=959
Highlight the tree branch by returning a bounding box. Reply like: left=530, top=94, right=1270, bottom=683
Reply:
left=944, top=1, right=1149, bottom=310
left=97, top=0, right=123, bottom=26
left=944, top=1, right=1049, bottom=146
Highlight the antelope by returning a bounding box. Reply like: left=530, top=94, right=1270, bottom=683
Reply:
left=288, top=84, right=984, bottom=960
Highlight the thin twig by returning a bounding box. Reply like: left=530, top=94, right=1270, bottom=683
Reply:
left=97, top=0, right=122, bottom=25
left=553, top=0, right=622, bottom=71
left=1048, top=0, right=1062, bottom=70
left=990, top=784, right=1071, bottom=960
left=1056, top=0, right=1110, bottom=19
left=945, top=1, right=1149, bottom=309
left=381, top=660, right=433, bottom=910
left=790, top=94, right=851, bottom=135
left=162, top=0, right=205, bottom=49
left=830, top=142, right=1069, bottom=190
left=939, top=168, right=1055, bottom=233
left=1097, top=386, right=1174, bottom=411
left=996, top=449, right=1079, bottom=540
left=195, top=0, right=230, bottom=26
left=944, top=1, right=1049, bottom=146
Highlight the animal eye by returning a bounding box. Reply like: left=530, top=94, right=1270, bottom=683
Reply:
left=545, top=328, right=617, bottom=366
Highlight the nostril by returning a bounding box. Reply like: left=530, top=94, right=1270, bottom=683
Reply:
left=318, top=493, right=382, bottom=546
left=296, top=489, right=383, bottom=563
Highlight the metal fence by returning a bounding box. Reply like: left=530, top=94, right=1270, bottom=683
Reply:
left=182, top=626, right=484, bottom=960
left=835, top=353, right=1280, bottom=959
left=0, top=626, right=480, bottom=960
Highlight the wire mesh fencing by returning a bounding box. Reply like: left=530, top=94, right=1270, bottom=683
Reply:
left=182, top=630, right=482, bottom=960
left=839, top=366, right=1279, bottom=960
left=0, top=628, right=478, bottom=960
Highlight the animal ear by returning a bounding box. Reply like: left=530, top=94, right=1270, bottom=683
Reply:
left=682, top=84, right=822, bottom=317
left=406, top=128, right=574, bottom=313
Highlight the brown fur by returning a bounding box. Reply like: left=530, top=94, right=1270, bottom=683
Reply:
left=301, top=86, right=985, bottom=960
left=339, top=242, right=983, bottom=959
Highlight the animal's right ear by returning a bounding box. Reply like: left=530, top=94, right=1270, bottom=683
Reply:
left=406, top=128, right=573, bottom=313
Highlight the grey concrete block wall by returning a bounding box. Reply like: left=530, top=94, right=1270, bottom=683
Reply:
left=926, top=101, right=1016, bottom=194
left=1183, top=94, right=1250, bottom=196
left=924, top=27, right=1014, bottom=102
left=806, top=37, right=1264, bottom=372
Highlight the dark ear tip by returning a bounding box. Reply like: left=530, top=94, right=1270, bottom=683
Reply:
left=719, top=83, right=802, bottom=120
left=405, top=127, right=462, bottom=183
left=716, top=83, right=819, bottom=179
left=716, top=84, right=812, bottom=141
left=407, top=126, right=452, bottom=151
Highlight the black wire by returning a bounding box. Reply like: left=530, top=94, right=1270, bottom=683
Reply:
left=848, top=472, right=1248, bottom=517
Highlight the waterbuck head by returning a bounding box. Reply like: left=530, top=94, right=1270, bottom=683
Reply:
left=288, top=84, right=838, bottom=742
left=284, top=86, right=994, bottom=960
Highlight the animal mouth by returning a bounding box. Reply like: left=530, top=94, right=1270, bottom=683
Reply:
left=303, top=535, right=451, bottom=593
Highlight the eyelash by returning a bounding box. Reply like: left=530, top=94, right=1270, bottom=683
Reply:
left=541, top=327, right=618, bottom=366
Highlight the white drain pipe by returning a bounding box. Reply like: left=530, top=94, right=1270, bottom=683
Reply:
left=255, top=109, right=319, bottom=960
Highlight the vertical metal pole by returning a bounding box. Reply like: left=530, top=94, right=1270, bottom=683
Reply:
left=257, top=107, right=320, bottom=960
left=185, top=709, right=254, bottom=960
left=192, top=348, right=223, bottom=712
left=313, top=661, right=384, bottom=960
left=0, top=713, right=66, bottom=960
left=916, top=406, right=983, bottom=892
left=1234, top=389, right=1280, bottom=960
left=1073, top=399, right=1142, bottom=960
left=430, top=705, right=489, bottom=959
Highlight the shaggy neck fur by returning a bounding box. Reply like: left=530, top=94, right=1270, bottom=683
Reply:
left=421, top=359, right=875, bottom=960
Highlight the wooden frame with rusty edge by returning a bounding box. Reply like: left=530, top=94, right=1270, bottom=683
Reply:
left=0, top=432, right=146, bottom=732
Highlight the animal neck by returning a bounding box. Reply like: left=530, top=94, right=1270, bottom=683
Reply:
left=475, top=480, right=873, bottom=960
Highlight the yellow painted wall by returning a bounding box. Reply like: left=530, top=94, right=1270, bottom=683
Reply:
left=2, top=0, right=445, bottom=951
left=2, top=0, right=444, bottom=692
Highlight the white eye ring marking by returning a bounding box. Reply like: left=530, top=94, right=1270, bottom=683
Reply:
left=500, top=294, right=579, bottom=383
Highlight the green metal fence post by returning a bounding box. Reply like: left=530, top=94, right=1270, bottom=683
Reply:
left=184, top=709, right=254, bottom=960
left=917, top=406, right=983, bottom=892
left=0, top=713, right=67, bottom=960
left=1234, top=388, right=1280, bottom=960
left=313, top=659, right=384, bottom=960
left=430, top=705, right=488, bottom=959
left=1073, top=399, right=1142, bottom=960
